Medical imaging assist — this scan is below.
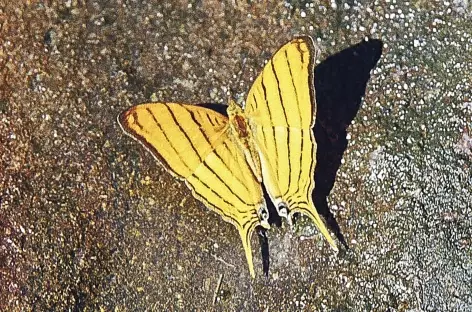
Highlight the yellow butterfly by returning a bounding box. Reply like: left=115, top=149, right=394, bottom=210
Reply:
left=118, top=36, right=338, bottom=278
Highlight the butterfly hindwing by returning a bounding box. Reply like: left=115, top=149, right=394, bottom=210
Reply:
left=245, top=37, right=337, bottom=250
left=245, top=37, right=315, bottom=128
left=118, top=103, right=265, bottom=277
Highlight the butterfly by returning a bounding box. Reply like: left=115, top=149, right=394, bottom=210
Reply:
left=118, top=36, right=338, bottom=278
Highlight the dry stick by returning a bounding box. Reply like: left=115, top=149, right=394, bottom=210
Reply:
left=213, top=273, right=224, bottom=305
left=211, top=254, right=236, bottom=268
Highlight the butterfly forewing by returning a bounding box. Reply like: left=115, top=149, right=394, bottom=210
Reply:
left=119, top=103, right=265, bottom=277
left=119, top=103, right=228, bottom=177
left=244, top=37, right=337, bottom=250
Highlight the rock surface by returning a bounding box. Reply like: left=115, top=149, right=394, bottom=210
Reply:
left=1, top=1, right=471, bottom=311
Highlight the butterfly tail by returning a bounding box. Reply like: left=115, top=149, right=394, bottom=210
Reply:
left=237, top=226, right=256, bottom=278
left=289, top=206, right=338, bottom=252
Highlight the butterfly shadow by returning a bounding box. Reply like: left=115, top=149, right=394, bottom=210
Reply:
left=202, top=38, right=382, bottom=277
left=312, top=38, right=383, bottom=251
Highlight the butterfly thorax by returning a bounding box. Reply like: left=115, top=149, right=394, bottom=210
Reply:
left=227, top=99, right=262, bottom=182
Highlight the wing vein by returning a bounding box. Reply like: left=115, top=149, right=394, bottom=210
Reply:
left=162, top=105, right=203, bottom=161
left=190, top=173, right=237, bottom=222
left=270, top=60, right=289, bottom=126
left=285, top=49, right=302, bottom=127
left=144, top=107, right=192, bottom=172
left=181, top=106, right=253, bottom=202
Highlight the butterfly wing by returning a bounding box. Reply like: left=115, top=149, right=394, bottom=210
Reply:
left=244, top=37, right=337, bottom=250
left=118, top=103, right=267, bottom=277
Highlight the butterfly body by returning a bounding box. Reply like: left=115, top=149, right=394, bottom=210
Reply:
left=227, top=99, right=263, bottom=183
left=118, top=37, right=337, bottom=278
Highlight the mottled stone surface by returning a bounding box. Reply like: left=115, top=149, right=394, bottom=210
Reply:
left=1, top=1, right=471, bottom=311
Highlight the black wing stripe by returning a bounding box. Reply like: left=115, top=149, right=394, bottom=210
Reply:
left=270, top=60, right=289, bottom=126
left=144, top=108, right=192, bottom=172
left=190, top=173, right=237, bottom=222
left=285, top=49, right=302, bottom=127
left=165, top=105, right=254, bottom=207
left=162, top=105, right=203, bottom=161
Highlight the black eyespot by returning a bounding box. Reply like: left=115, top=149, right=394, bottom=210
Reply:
left=258, top=207, right=269, bottom=220
left=278, top=203, right=288, bottom=210
left=277, top=202, right=289, bottom=217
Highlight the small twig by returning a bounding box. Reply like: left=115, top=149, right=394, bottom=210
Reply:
left=299, top=234, right=318, bottom=241
left=212, top=273, right=224, bottom=305
left=211, top=254, right=235, bottom=269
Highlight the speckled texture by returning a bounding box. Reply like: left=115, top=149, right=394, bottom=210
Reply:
left=1, top=1, right=471, bottom=311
